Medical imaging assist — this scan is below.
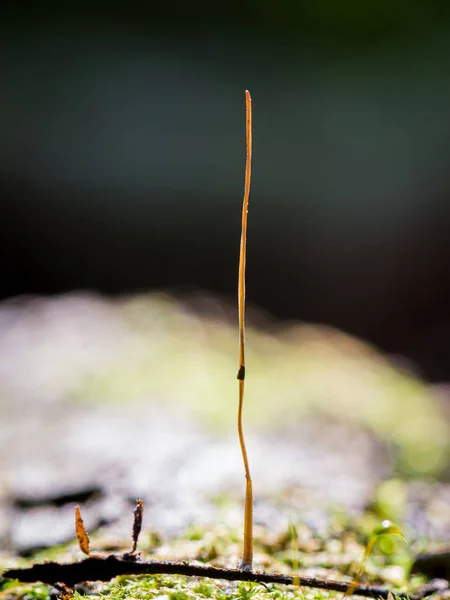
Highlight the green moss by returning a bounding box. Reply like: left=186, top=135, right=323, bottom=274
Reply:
left=1, top=517, right=424, bottom=600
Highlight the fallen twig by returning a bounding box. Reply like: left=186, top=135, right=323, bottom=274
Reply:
left=3, top=555, right=438, bottom=600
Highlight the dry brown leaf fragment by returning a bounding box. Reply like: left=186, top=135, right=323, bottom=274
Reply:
left=54, top=582, right=75, bottom=600
left=75, top=505, right=91, bottom=556
left=60, top=587, right=74, bottom=600
left=131, top=498, right=144, bottom=553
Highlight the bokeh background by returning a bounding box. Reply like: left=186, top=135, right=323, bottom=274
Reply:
left=1, top=1, right=450, bottom=556
left=2, top=1, right=450, bottom=379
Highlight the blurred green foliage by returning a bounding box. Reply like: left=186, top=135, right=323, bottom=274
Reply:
left=71, top=295, right=449, bottom=479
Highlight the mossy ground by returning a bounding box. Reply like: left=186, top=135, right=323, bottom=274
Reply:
left=0, top=295, right=448, bottom=600
left=0, top=507, right=430, bottom=600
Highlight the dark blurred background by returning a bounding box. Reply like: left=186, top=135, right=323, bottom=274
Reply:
left=2, top=1, right=450, bottom=380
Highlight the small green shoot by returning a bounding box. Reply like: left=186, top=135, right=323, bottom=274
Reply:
left=237, top=90, right=253, bottom=571
left=344, top=520, right=405, bottom=599
left=288, top=521, right=302, bottom=591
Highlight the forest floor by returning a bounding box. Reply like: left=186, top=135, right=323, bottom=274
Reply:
left=0, top=293, right=449, bottom=600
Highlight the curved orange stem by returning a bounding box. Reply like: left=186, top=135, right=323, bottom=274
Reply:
left=237, top=90, right=253, bottom=570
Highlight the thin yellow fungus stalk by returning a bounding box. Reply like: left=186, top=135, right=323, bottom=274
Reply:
left=237, top=89, right=253, bottom=571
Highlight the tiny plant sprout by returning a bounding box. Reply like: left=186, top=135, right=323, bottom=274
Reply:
left=130, top=498, right=144, bottom=554
left=288, top=521, right=301, bottom=588
left=237, top=90, right=254, bottom=571
left=122, top=498, right=145, bottom=559
left=343, top=520, right=405, bottom=599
